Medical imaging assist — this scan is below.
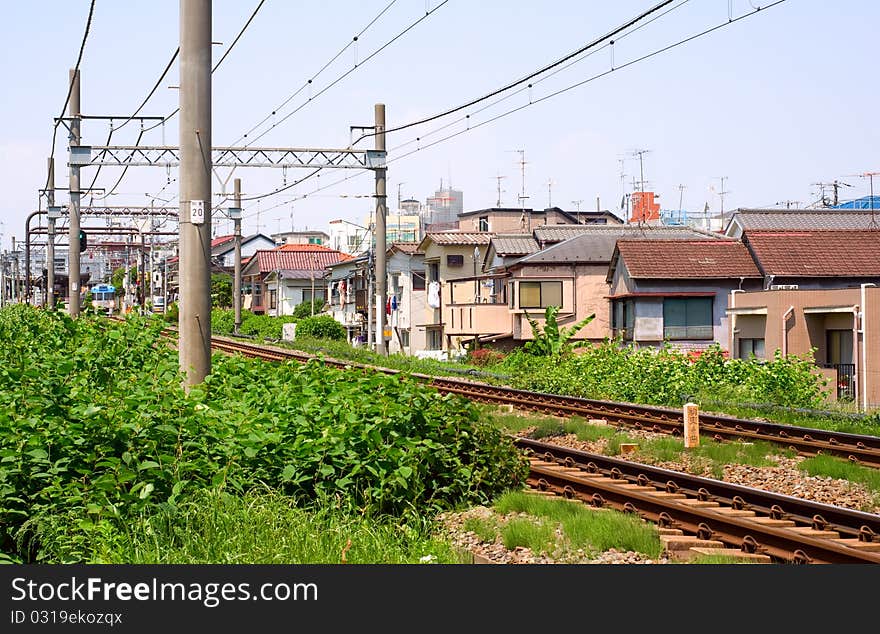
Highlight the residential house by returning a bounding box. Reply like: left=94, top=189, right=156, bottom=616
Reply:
left=728, top=286, right=880, bottom=409
left=742, top=230, right=880, bottom=290
left=271, top=230, right=330, bottom=246
left=457, top=206, right=621, bottom=234
left=416, top=231, right=493, bottom=353
left=724, top=208, right=880, bottom=239
left=606, top=239, right=764, bottom=351
left=386, top=243, right=426, bottom=355
left=481, top=234, right=539, bottom=273
left=443, top=226, right=727, bottom=352
left=242, top=244, right=352, bottom=315
left=324, top=242, right=426, bottom=353
left=328, top=219, right=372, bottom=256
left=211, top=233, right=275, bottom=270
left=325, top=253, right=369, bottom=343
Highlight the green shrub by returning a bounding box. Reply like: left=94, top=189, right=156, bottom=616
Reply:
left=0, top=306, right=528, bottom=562
left=294, top=315, right=346, bottom=341
left=292, top=299, right=325, bottom=319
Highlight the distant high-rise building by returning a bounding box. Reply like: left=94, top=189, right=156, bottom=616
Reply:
left=400, top=198, right=421, bottom=215
left=424, top=183, right=463, bottom=230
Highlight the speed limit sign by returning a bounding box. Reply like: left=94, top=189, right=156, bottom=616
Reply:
left=190, top=200, right=205, bottom=224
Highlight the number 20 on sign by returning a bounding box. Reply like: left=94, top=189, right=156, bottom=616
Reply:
left=190, top=200, right=205, bottom=225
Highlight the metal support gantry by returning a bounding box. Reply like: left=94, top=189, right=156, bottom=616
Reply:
left=75, top=146, right=386, bottom=170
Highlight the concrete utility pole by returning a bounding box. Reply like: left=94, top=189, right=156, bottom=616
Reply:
left=178, top=0, right=213, bottom=386
left=11, top=237, right=18, bottom=303
left=139, top=232, right=146, bottom=314
left=123, top=235, right=131, bottom=311
left=68, top=68, right=81, bottom=317
left=233, top=178, right=242, bottom=335
left=374, top=103, right=387, bottom=355
left=47, top=158, right=56, bottom=308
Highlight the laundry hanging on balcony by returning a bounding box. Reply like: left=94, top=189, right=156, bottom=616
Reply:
left=427, top=281, right=441, bottom=308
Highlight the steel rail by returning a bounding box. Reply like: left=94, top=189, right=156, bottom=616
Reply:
left=518, top=438, right=880, bottom=564
left=122, top=323, right=880, bottom=469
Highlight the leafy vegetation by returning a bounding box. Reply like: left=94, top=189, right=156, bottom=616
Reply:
left=523, top=305, right=595, bottom=357
left=292, top=299, right=326, bottom=319
left=294, top=315, right=346, bottom=341
left=496, top=341, right=829, bottom=409
left=0, top=305, right=528, bottom=562
left=210, top=308, right=296, bottom=340
left=211, top=273, right=232, bottom=308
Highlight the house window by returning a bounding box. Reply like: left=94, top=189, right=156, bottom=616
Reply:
left=390, top=274, right=401, bottom=296
left=412, top=271, right=426, bottom=291
left=427, top=328, right=442, bottom=350
left=428, top=263, right=440, bottom=283
left=663, top=297, right=713, bottom=340
left=826, top=330, right=853, bottom=366
left=508, top=281, right=515, bottom=309
left=302, top=288, right=326, bottom=303
left=400, top=329, right=410, bottom=347
left=446, top=254, right=464, bottom=268
left=308, top=237, right=323, bottom=244
left=254, top=282, right=262, bottom=301
left=478, top=216, right=489, bottom=232
left=612, top=299, right=634, bottom=340
left=519, top=281, right=563, bottom=309
left=268, top=289, right=277, bottom=310
left=739, top=338, right=765, bottom=359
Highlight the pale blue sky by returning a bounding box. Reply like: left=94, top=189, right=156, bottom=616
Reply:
left=1, top=0, right=878, bottom=247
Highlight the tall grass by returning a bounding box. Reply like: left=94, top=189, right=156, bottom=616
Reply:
left=89, top=489, right=460, bottom=564
left=494, top=492, right=662, bottom=558
left=798, top=456, right=880, bottom=496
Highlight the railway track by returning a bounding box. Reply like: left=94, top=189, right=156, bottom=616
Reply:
left=518, top=438, right=880, bottom=564
left=119, top=321, right=880, bottom=563
left=205, top=334, right=880, bottom=469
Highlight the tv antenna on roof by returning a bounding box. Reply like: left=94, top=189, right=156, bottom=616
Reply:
left=490, top=174, right=506, bottom=207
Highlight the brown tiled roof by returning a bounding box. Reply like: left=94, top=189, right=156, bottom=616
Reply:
left=421, top=231, right=493, bottom=246
left=732, top=209, right=880, bottom=231
left=245, top=248, right=352, bottom=275
left=744, top=230, right=880, bottom=277
left=490, top=234, right=539, bottom=255
left=389, top=242, right=422, bottom=254
left=613, top=240, right=762, bottom=279
left=533, top=224, right=722, bottom=246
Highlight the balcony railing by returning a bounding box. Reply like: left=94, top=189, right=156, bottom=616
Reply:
left=664, top=325, right=714, bottom=340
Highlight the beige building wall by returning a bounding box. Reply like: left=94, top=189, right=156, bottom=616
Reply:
left=729, top=286, right=879, bottom=410
left=510, top=263, right=611, bottom=342
left=458, top=209, right=572, bottom=233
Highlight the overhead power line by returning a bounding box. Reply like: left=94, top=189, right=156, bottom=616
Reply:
left=229, top=0, right=399, bottom=147
left=240, top=0, right=786, bottom=214
left=97, top=0, right=267, bottom=202
left=352, top=0, right=677, bottom=145
left=143, top=0, right=268, bottom=134
left=239, top=0, right=449, bottom=149
left=46, top=0, right=96, bottom=188
left=88, top=49, right=180, bottom=201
